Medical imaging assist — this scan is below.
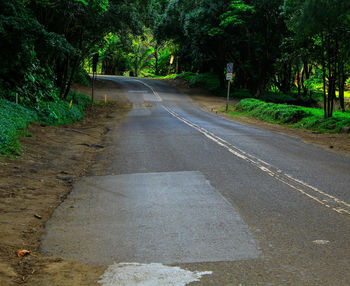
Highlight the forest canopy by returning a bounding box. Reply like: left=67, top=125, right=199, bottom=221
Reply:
left=0, top=0, right=349, bottom=118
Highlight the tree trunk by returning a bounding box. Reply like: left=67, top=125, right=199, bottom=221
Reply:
left=339, top=60, right=345, bottom=112
left=63, top=29, right=84, bottom=99
left=154, top=44, right=159, bottom=76
left=302, top=60, right=310, bottom=97
left=321, top=32, right=327, bottom=118
left=296, top=64, right=301, bottom=99
left=59, top=56, right=69, bottom=98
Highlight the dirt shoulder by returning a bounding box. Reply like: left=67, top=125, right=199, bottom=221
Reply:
left=0, top=80, right=130, bottom=285
left=164, top=78, right=350, bottom=155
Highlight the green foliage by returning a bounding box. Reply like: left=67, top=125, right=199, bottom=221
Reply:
left=218, top=0, right=255, bottom=30
left=0, top=99, right=37, bottom=154
left=73, top=68, right=91, bottom=87
left=0, top=91, right=91, bottom=155
left=35, top=101, right=85, bottom=126
left=0, top=0, right=75, bottom=101
left=36, top=91, right=90, bottom=125
left=298, top=113, right=350, bottom=132
left=236, top=99, right=312, bottom=123
left=176, top=72, right=220, bottom=92
left=235, top=98, right=350, bottom=132
left=175, top=72, right=197, bottom=81
left=66, top=91, right=92, bottom=110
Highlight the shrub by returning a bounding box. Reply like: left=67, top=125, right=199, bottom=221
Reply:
left=66, top=91, right=92, bottom=111
left=35, top=94, right=89, bottom=126
left=0, top=91, right=91, bottom=155
left=0, top=98, right=37, bottom=154
left=176, top=72, right=197, bottom=82
left=176, top=72, right=220, bottom=92
left=235, top=98, right=350, bottom=132
left=73, top=68, right=91, bottom=87
left=237, top=99, right=312, bottom=124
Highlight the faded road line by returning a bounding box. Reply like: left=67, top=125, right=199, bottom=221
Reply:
left=133, top=80, right=163, bottom=101
left=163, top=105, right=350, bottom=216
left=135, top=79, right=350, bottom=216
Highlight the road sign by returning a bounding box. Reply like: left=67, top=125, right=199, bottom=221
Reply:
left=92, top=53, right=99, bottom=73
left=226, top=63, right=233, bottom=112
left=226, top=62, right=233, bottom=73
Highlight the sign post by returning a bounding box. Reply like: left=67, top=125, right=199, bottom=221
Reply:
left=226, top=63, right=233, bottom=112
left=91, top=53, right=99, bottom=104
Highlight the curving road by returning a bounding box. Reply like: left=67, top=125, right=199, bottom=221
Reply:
left=41, top=76, right=350, bottom=285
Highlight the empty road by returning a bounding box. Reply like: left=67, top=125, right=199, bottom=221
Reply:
left=41, top=76, right=350, bottom=285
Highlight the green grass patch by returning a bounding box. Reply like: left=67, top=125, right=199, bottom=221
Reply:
left=0, top=99, right=37, bottom=155
left=235, top=98, right=350, bottom=133
left=0, top=91, right=91, bottom=155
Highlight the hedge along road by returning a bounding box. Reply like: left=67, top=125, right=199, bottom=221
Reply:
left=41, top=76, right=350, bottom=285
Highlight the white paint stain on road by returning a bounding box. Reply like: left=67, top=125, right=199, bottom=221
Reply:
left=313, top=240, right=330, bottom=245
left=98, top=263, right=212, bottom=286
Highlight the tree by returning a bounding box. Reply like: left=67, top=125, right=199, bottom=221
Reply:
left=288, top=0, right=350, bottom=117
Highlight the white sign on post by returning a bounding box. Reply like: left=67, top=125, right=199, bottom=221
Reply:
left=225, top=63, right=233, bottom=112
left=226, top=63, right=233, bottom=74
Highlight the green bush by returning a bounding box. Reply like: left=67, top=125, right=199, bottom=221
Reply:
left=66, top=91, right=92, bottom=111
left=237, top=98, right=311, bottom=124
left=35, top=92, right=90, bottom=126
left=235, top=98, right=350, bottom=132
left=0, top=98, right=37, bottom=154
left=176, top=72, right=197, bottom=82
left=0, top=91, right=91, bottom=155
left=73, top=68, right=90, bottom=87
left=176, top=72, right=220, bottom=92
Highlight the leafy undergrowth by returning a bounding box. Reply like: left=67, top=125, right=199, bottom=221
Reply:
left=167, top=72, right=319, bottom=106
left=0, top=99, right=37, bottom=154
left=0, top=91, right=91, bottom=155
left=176, top=72, right=220, bottom=92
left=234, top=98, right=350, bottom=133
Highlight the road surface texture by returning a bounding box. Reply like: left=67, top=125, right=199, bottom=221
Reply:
left=41, top=76, right=350, bottom=285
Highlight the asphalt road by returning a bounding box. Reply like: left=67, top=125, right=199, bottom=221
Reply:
left=41, top=76, right=350, bottom=285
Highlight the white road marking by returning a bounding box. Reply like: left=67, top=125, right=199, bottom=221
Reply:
left=163, top=106, right=350, bottom=216
left=133, top=80, right=163, bottom=101
left=313, top=240, right=330, bottom=245
left=98, top=263, right=212, bottom=286
left=135, top=79, right=350, bottom=216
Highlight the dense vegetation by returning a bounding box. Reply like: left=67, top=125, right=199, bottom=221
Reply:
left=0, top=0, right=152, bottom=154
left=99, top=0, right=350, bottom=116
left=0, top=91, right=90, bottom=154
left=154, top=0, right=350, bottom=117
left=235, top=98, right=350, bottom=132
left=0, top=0, right=349, bottom=153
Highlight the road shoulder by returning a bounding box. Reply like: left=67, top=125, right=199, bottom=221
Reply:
left=0, top=80, right=130, bottom=285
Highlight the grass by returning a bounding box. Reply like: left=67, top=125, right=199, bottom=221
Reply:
left=0, top=91, right=91, bottom=155
left=0, top=99, right=37, bottom=155
left=233, top=98, right=350, bottom=133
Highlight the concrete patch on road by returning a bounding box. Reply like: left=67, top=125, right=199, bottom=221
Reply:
left=98, top=262, right=212, bottom=286
left=128, top=109, right=152, bottom=116
left=40, top=171, right=259, bottom=265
